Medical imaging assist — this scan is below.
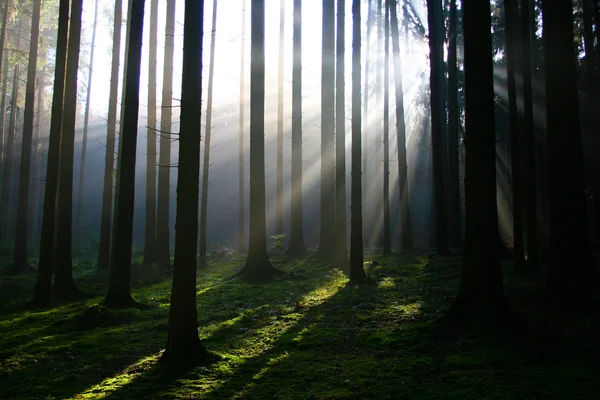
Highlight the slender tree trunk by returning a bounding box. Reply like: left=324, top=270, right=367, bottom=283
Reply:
left=12, top=0, right=42, bottom=272
left=143, top=0, right=158, bottom=264
left=350, top=0, right=367, bottom=283
left=54, top=0, right=85, bottom=300
left=541, top=0, right=599, bottom=304
left=75, top=0, right=99, bottom=239
left=163, top=0, right=210, bottom=365
left=286, top=0, right=306, bottom=258
left=237, top=0, right=282, bottom=279
left=382, top=1, right=391, bottom=256
left=276, top=0, right=284, bottom=236
left=372, top=0, right=383, bottom=249
left=30, top=0, right=70, bottom=307
left=156, top=0, right=176, bottom=268
left=0, top=0, right=9, bottom=90
left=0, top=57, right=9, bottom=181
left=0, top=0, right=11, bottom=171
left=447, top=0, right=506, bottom=320
left=426, top=0, right=449, bottom=255
left=29, top=71, right=44, bottom=252
left=98, top=0, right=123, bottom=270
left=362, top=0, right=372, bottom=245
left=198, top=0, right=218, bottom=269
left=105, top=0, right=145, bottom=309
left=238, top=0, right=246, bottom=251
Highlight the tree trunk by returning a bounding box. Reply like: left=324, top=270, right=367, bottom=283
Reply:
left=541, top=0, right=599, bottom=304
left=362, top=0, right=372, bottom=247
left=447, top=0, right=506, bottom=320
left=276, top=0, right=284, bottom=236
left=54, top=0, right=85, bottom=300
left=30, top=0, right=70, bottom=308
left=238, top=0, right=246, bottom=251
left=163, top=0, right=210, bottom=365
left=426, top=0, right=449, bottom=255
left=198, top=0, right=218, bottom=269
left=105, top=0, right=145, bottom=309
left=350, top=0, right=367, bottom=283
left=382, top=1, right=391, bottom=256
left=29, top=70, right=44, bottom=252
left=372, top=0, right=383, bottom=249
left=0, top=57, right=9, bottom=182
left=286, top=0, right=307, bottom=258
left=156, top=0, right=176, bottom=268
left=389, top=0, right=413, bottom=251
left=0, top=0, right=11, bottom=171
left=75, top=0, right=99, bottom=239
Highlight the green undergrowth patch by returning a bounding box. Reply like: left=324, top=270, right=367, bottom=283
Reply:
left=1, top=251, right=599, bottom=399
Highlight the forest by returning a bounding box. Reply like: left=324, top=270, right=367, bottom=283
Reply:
left=1, top=0, right=600, bottom=398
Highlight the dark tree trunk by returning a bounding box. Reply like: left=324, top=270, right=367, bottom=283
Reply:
left=0, top=0, right=9, bottom=89
left=389, top=0, right=413, bottom=251
left=75, top=0, right=99, bottom=239
left=98, top=0, right=123, bottom=271
left=316, top=0, right=335, bottom=263
left=382, top=1, right=391, bottom=256
left=350, top=0, right=367, bottom=283
left=447, top=0, right=506, bottom=320
left=238, top=0, right=246, bottom=251
left=0, top=0, right=11, bottom=169
left=541, top=0, right=599, bottom=304
left=143, top=0, right=158, bottom=264
left=30, top=0, right=70, bottom=307
left=198, top=0, right=218, bottom=269
left=0, top=57, right=8, bottom=184
left=163, top=0, right=210, bottom=366
left=54, top=0, right=85, bottom=300
left=156, top=0, right=176, bottom=268
left=12, top=0, right=42, bottom=272
left=276, top=0, right=284, bottom=236
left=105, top=0, right=145, bottom=309
left=29, top=71, right=44, bottom=251
left=286, top=0, right=306, bottom=259
left=426, top=0, right=449, bottom=255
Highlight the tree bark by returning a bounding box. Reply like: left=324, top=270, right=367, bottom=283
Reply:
left=0, top=0, right=11, bottom=172
left=29, top=70, right=44, bottom=252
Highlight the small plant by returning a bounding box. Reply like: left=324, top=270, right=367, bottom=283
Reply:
left=270, top=233, right=286, bottom=250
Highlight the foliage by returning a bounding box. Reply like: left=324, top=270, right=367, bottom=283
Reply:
left=269, top=233, right=286, bottom=250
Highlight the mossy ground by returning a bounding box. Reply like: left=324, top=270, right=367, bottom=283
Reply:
left=1, top=251, right=599, bottom=399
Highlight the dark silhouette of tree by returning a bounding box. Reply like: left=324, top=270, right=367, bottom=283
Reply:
left=12, top=0, right=42, bottom=272
left=30, top=0, right=70, bottom=307
left=98, top=0, right=123, bottom=271
left=156, top=0, right=176, bottom=268
left=541, top=0, right=599, bottom=304
left=238, top=0, right=247, bottom=251
left=382, top=0, right=391, bottom=256
left=164, top=0, right=210, bottom=365
left=237, top=0, right=282, bottom=280
left=447, top=0, right=506, bottom=319
left=350, top=0, right=367, bottom=284
left=199, top=0, right=218, bottom=269
left=0, top=0, right=11, bottom=163
left=105, top=0, right=146, bottom=309
left=0, top=0, right=10, bottom=86
left=276, top=0, right=284, bottom=236
left=286, top=0, right=307, bottom=258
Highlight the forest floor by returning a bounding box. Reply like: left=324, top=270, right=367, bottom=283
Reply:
left=0, top=249, right=599, bottom=399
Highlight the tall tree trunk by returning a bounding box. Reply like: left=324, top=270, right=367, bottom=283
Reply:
left=237, top=0, right=282, bottom=279
left=362, top=0, right=372, bottom=245
left=75, top=0, right=99, bottom=239
left=382, top=1, right=391, bottom=256
left=54, top=0, right=85, bottom=300
left=316, top=0, right=335, bottom=263
left=350, top=0, right=367, bottom=283
left=238, top=0, right=246, bottom=251
left=0, top=56, right=9, bottom=182
left=286, top=0, right=306, bottom=258
left=389, top=0, right=413, bottom=251
left=29, top=70, right=44, bottom=252
left=12, top=0, right=42, bottom=272
left=541, top=0, right=599, bottom=304
left=372, top=0, right=383, bottom=249
left=198, top=0, right=218, bottom=269
left=163, top=0, right=210, bottom=365
left=143, top=0, right=158, bottom=264
left=504, top=0, right=525, bottom=271
left=0, top=0, right=10, bottom=91
left=447, top=0, right=506, bottom=320
left=105, top=0, right=145, bottom=309
left=426, top=0, right=449, bottom=255
left=276, top=0, right=284, bottom=235
left=98, top=0, right=123, bottom=270
left=30, top=0, right=70, bottom=307
left=156, top=0, right=176, bottom=268
left=0, top=0, right=11, bottom=171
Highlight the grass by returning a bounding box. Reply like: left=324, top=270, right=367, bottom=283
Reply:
left=1, top=251, right=599, bottom=399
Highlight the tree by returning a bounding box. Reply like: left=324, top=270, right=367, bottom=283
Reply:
left=198, top=0, right=218, bottom=269
left=0, top=0, right=12, bottom=165
left=30, top=0, right=70, bottom=307
left=316, top=0, right=335, bottom=263
left=238, top=0, right=246, bottom=251
left=447, top=0, right=506, bottom=319
left=350, top=0, right=367, bottom=284
left=286, top=0, right=307, bottom=258
left=236, top=0, right=282, bottom=280
left=75, top=0, right=100, bottom=239
left=382, top=0, right=391, bottom=256
left=142, top=0, right=158, bottom=264
left=98, top=0, right=123, bottom=270
left=276, top=0, right=284, bottom=236
left=362, top=0, right=372, bottom=244
left=0, top=0, right=10, bottom=87
left=29, top=70, right=45, bottom=251
left=163, top=0, right=210, bottom=365
left=12, top=0, right=42, bottom=272
left=426, top=0, right=449, bottom=255
left=541, top=0, right=598, bottom=304
left=156, top=0, right=176, bottom=269
left=104, top=0, right=145, bottom=309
